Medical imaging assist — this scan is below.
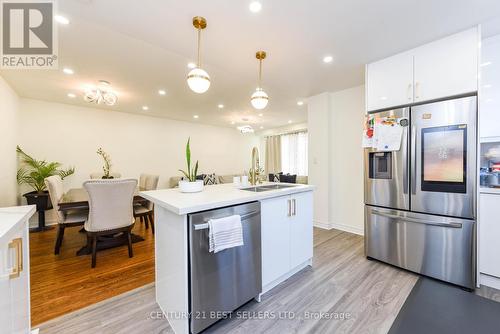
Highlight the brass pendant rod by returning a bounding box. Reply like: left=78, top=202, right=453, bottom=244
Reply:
left=197, top=28, right=201, bottom=68
left=259, top=59, right=262, bottom=88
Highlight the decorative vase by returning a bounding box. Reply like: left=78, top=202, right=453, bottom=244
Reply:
left=179, top=180, right=204, bottom=193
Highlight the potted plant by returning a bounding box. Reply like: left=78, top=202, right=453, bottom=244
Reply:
left=178, top=138, right=203, bottom=193
left=96, top=148, right=114, bottom=179
left=16, top=146, right=75, bottom=231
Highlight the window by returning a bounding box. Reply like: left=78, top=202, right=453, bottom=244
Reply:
left=281, top=131, right=308, bottom=175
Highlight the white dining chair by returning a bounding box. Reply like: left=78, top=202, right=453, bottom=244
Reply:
left=134, top=174, right=159, bottom=234
left=45, top=175, right=88, bottom=255
left=83, top=178, right=137, bottom=268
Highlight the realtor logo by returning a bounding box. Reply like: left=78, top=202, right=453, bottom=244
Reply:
left=1, top=0, right=58, bottom=68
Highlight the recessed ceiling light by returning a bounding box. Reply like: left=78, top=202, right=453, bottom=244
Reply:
left=481, top=61, right=492, bottom=67
left=323, top=55, right=333, bottom=63
left=158, top=89, right=166, bottom=95
left=67, top=93, right=76, bottom=98
left=483, top=84, right=492, bottom=89
left=63, top=68, right=74, bottom=75
left=288, top=120, right=292, bottom=124
left=249, top=1, right=262, bottom=13
left=142, top=106, right=149, bottom=111
left=55, top=15, right=70, bottom=25
left=380, top=96, right=388, bottom=100
left=218, top=104, right=224, bottom=109
left=297, top=101, right=304, bottom=106
left=231, top=121, right=235, bottom=125
left=187, top=62, right=196, bottom=69
left=260, top=126, right=264, bottom=129
left=193, top=115, right=199, bottom=119
left=258, top=113, right=263, bottom=117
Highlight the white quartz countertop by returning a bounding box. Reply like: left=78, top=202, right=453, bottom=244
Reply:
left=0, top=205, right=36, bottom=239
left=141, top=182, right=315, bottom=215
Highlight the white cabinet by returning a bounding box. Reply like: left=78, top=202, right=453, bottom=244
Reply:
left=0, top=207, right=33, bottom=334
left=366, top=27, right=479, bottom=111
left=479, top=35, right=500, bottom=139
left=261, top=191, right=313, bottom=292
left=366, top=52, right=414, bottom=111
left=260, top=194, right=291, bottom=287
left=290, top=191, right=313, bottom=269
left=414, top=28, right=478, bottom=103
left=479, top=193, right=500, bottom=278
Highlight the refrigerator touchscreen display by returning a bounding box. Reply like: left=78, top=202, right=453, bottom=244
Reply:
left=421, top=125, right=467, bottom=193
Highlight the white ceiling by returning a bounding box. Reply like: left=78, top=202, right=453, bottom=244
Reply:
left=2, top=0, right=500, bottom=129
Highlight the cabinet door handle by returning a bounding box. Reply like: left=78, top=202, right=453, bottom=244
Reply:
left=292, top=199, right=297, bottom=216
left=407, top=83, right=412, bottom=101
left=415, top=82, right=420, bottom=99
left=8, top=238, right=22, bottom=279
left=287, top=199, right=291, bottom=217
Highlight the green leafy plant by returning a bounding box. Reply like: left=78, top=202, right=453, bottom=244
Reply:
left=178, top=138, right=199, bottom=182
left=16, top=146, right=75, bottom=193
left=96, top=148, right=112, bottom=178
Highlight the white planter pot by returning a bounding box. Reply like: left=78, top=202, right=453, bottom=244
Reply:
left=179, top=180, right=204, bottom=193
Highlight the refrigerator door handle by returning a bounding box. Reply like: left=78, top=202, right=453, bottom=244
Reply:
left=410, top=125, right=417, bottom=195
left=372, top=210, right=463, bottom=228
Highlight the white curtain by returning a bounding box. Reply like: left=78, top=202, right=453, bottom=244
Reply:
left=265, top=135, right=282, bottom=174
left=281, top=131, right=308, bottom=175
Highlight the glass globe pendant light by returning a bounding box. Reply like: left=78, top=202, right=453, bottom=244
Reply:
left=251, top=51, right=269, bottom=110
left=187, top=16, right=210, bottom=94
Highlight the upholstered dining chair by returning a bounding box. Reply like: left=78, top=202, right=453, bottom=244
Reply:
left=89, top=172, right=122, bottom=179
left=44, top=175, right=88, bottom=255
left=83, top=178, right=137, bottom=268
left=134, top=174, right=159, bottom=234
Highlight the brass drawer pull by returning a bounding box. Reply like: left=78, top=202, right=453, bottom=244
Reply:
left=8, top=238, right=23, bottom=279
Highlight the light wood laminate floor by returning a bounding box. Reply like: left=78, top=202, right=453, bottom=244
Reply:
left=36, top=228, right=500, bottom=334
left=38, top=228, right=419, bottom=333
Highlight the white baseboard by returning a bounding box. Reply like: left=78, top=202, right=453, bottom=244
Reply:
left=330, top=222, right=364, bottom=236
left=313, top=220, right=333, bottom=230
left=313, top=220, right=364, bottom=236
left=29, top=219, right=57, bottom=229
left=480, top=273, right=500, bottom=290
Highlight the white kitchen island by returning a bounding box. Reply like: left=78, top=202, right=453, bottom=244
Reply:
left=141, top=182, right=314, bottom=334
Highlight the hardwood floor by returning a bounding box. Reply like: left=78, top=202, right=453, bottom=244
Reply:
left=29, top=219, right=155, bottom=326
left=37, top=228, right=419, bottom=333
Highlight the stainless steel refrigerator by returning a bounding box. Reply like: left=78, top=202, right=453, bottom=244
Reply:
left=364, top=95, right=477, bottom=289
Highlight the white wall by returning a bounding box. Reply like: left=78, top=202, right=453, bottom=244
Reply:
left=307, top=93, right=331, bottom=228
left=18, top=99, right=259, bottom=192
left=0, top=76, right=19, bottom=207
left=307, top=86, right=365, bottom=235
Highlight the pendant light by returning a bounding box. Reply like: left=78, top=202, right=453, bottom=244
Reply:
left=251, top=51, right=269, bottom=110
left=187, top=16, right=210, bottom=94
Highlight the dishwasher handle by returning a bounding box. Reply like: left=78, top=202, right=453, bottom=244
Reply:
left=372, top=210, right=463, bottom=228
left=193, top=210, right=259, bottom=231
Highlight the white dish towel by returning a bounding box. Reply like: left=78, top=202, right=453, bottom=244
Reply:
left=208, top=215, right=244, bottom=253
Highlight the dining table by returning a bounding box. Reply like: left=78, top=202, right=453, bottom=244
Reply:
left=59, top=188, right=149, bottom=256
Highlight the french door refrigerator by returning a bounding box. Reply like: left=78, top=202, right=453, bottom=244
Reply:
left=364, top=95, right=477, bottom=289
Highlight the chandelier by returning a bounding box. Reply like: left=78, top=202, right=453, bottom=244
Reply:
left=84, top=80, right=117, bottom=106
left=237, top=125, right=254, bottom=133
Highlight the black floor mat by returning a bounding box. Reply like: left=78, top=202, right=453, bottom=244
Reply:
left=389, top=278, right=500, bottom=334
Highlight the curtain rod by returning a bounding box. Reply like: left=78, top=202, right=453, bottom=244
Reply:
left=264, top=129, right=307, bottom=138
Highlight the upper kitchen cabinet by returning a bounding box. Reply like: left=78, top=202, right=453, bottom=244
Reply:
left=413, top=27, right=479, bottom=103
left=480, top=34, right=500, bottom=140
left=366, top=51, right=414, bottom=111
left=366, top=27, right=479, bottom=112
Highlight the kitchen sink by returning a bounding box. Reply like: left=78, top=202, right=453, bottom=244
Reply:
left=240, top=184, right=298, bottom=192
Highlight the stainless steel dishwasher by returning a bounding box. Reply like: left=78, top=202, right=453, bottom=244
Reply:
left=188, top=201, right=262, bottom=334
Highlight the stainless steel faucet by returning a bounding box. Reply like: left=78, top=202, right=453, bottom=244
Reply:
left=250, top=147, right=261, bottom=186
